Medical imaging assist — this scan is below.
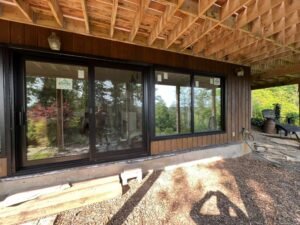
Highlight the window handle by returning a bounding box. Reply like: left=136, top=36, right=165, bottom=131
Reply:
left=18, top=111, right=24, bottom=126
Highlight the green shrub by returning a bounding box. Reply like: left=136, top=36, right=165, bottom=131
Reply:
left=251, top=118, right=264, bottom=128
left=285, top=112, right=299, bottom=125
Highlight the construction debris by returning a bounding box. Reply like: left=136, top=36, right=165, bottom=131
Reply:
left=0, top=184, right=70, bottom=208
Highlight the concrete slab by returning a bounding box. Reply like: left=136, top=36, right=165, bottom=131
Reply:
left=0, top=142, right=250, bottom=197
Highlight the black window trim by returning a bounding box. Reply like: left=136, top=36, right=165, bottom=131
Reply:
left=151, top=65, right=226, bottom=141
left=0, top=50, right=5, bottom=157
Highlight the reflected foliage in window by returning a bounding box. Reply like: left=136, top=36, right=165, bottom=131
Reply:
left=194, top=76, right=222, bottom=132
left=25, top=61, right=89, bottom=161
left=155, top=71, right=191, bottom=136
left=94, top=67, right=143, bottom=152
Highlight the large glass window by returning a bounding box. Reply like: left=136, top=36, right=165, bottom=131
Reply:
left=194, top=76, right=222, bottom=132
left=154, top=70, right=224, bottom=137
left=94, top=67, right=143, bottom=152
left=25, top=61, right=89, bottom=161
left=155, top=71, right=191, bottom=136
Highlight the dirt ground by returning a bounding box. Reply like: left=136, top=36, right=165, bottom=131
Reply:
left=55, top=133, right=300, bottom=225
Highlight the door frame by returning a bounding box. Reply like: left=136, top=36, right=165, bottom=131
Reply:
left=14, top=50, right=150, bottom=170
left=90, top=63, right=149, bottom=161
left=16, top=55, right=91, bottom=168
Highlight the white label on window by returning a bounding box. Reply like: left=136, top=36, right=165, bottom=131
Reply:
left=163, top=72, right=168, bottom=79
left=210, top=78, right=214, bottom=85
left=78, top=70, right=85, bottom=79
left=195, top=81, right=199, bottom=87
left=214, top=78, right=221, bottom=85
left=157, top=74, right=162, bottom=82
left=56, top=78, right=73, bottom=90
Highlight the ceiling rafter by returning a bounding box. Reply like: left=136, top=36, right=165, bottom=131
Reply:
left=147, top=0, right=181, bottom=46
left=183, top=0, right=252, bottom=54
left=47, top=0, right=64, bottom=27
left=129, top=0, right=151, bottom=42
left=12, top=0, right=34, bottom=22
left=80, top=0, right=89, bottom=33
left=110, top=0, right=118, bottom=37
left=236, top=0, right=283, bottom=29
left=164, top=0, right=217, bottom=49
left=0, top=0, right=300, bottom=77
left=203, top=30, right=243, bottom=57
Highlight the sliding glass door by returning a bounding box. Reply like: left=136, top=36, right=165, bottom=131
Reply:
left=17, top=58, right=146, bottom=168
left=21, top=61, right=90, bottom=166
left=93, top=67, right=144, bottom=157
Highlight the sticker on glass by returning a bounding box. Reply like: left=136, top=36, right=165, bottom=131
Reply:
left=210, top=78, right=214, bottom=85
left=56, top=78, right=73, bottom=90
left=163, top=72, right=168, bottom=80
left=78, top=70, right=85, bottom=79
left=157, top=74, right=162, bottom=82
left=214, top=78, right=221, bottom=86
left=195, top=81, right=199, bottom=87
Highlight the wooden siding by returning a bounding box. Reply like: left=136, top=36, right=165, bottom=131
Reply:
left=0, top=20, right=251, bottom=157
left=0, top=158, right=7, bottom=177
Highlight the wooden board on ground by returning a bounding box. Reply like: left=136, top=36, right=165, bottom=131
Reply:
left=0, top=175, right=122, bottom=225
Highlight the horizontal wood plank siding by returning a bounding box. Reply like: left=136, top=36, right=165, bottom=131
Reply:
left=0, top=20, right=251, bottom=156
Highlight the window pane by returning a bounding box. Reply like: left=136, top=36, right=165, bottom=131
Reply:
left=155, top=71, right=191, bottom=136
left=25, top=61, right=89, bottom=161
left=194, top=76, right=222, bottom=132
left=95, top=67, right=143, bottom=152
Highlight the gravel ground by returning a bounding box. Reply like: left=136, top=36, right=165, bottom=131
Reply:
left=55, top=152, right=300, bottom=225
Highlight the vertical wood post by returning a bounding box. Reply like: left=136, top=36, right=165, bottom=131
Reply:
left=56, top=89, right=64, bottom=149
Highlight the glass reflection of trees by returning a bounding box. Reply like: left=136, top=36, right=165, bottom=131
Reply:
left=26, top=61, right=89, bottom=161
left=155, top=71, right=191, bottom=136
left=194, top=76, right=222, bottom=132
left=95, top=68, right=143, bottom=152
left=155, top=72, right=222, bottom=137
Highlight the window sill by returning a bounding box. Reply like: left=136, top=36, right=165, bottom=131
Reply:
left=152, top=130, right=226, bottom=141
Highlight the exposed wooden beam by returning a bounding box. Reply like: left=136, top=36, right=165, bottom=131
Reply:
left=248, top=48, right=292, bottom=64
left=236, top=0, right=283, bottom=29
left=183, top=0, right=252, bottom=52
left=216, top=36, right=258, bottom=59
left=164, top=0, right=218, bottom=49
left=80, top=0, right=89, bottom=33
left=252, top=63, right=300, bottom=80
left=165, top=14, right=196, bottom=48
left=251, top=77, right=300, bottom=90
left=147, top=1, right=178, bottom=46
left=47, top=0, right=64, bottom=27
left=129, top=0, right=150, bottom=42
left=239, top=45, right=283, bottom=63
left=203, top=30, right=243, bottom=57
left=13, top=0, right=33, bottom=22
left=110, top=0, right=118, bottom=37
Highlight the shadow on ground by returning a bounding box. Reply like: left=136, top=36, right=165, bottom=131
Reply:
left=106, top=171, right=162, bottom=225
left=190, top=191, right=249, bottom=225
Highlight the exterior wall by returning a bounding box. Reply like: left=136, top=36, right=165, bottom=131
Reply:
left=0, top=20, right=251, bottom=175
left=151, top=72, right=251, bottom=154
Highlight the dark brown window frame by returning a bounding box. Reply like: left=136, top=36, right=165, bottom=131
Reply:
left=151, top=66, right=226, bottom=141
left=0, top=49, right=5, bottom=157
left=11, top=48, right=150, bottom=172
left=0, top=45, right=227, bottom=175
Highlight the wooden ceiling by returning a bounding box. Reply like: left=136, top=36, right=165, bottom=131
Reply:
left=0, top=0, right=300, bottom=87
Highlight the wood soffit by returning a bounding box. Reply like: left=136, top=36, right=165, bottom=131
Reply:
left=0, top=0, right=300, bottom=88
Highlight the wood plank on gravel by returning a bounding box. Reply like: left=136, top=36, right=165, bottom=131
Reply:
left=0, top=176, right=122, bottom=225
